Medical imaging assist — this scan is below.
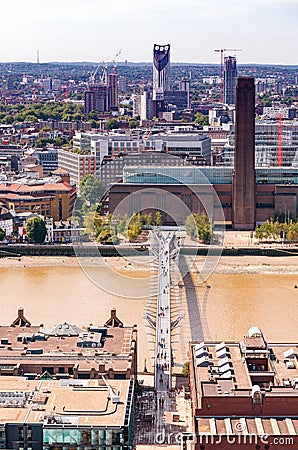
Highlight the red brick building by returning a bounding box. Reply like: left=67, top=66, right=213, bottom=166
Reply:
left=189, top=328, right=298, bottom=449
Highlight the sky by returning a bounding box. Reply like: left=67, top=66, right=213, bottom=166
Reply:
left=0, top=0, right=297, bottom=65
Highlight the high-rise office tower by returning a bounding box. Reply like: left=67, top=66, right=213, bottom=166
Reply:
left=107, top=70, right=118, bottom=111
left=118, top=75, right=127, bottom=93
left=224, top=56, right=237, bottom=105
left=84, top=85, right=107, bottom=115
left=179, top=77, right=190, bottom=108
left=153, top=44, right=170, bottom=101
left=140, top=90, right=153, bottom=120
left=232, top=77, right=256, bottom=230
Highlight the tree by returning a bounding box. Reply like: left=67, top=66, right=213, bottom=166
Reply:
left=144, top=213, right=153, bottom=228
left=129, top=118, right=139, bottom=129
left=35, top=138, right=54, bottom=149
left=3, top=115, right=14, bottom=124
left=0, top=227, right=5, bottom=241
left=106, top=118, right=119, bottom=130
left=287, top=221, right=298, bottom=242
left=54, top=137, right=69, bottom=147
left=127, top=213, right=142, bottom=241
left=26, top=217, right=47, bottom=243
left=254, top=225, right=264, bottom=241
left=254, top=219, right=288, bottom=242
left=185, top=212, right=213, bottom=243
left=194, top=112, right=208, bottom=127
left=79, top=175, right=105, bottom=206
left=195, top=212, right=212, bottom=243
left=155, top=211, right=163, bottom=226
left=88, top=110, right=99, bottom=121
left=182, top=361, right=189, bottom=378
left=24, top=114, right=38, bottom=123
left=14, top=113, right=24, bottom=123
left=97, top=228, right=113, bottom=244
left=116, top=214, right=129, bottom=234
left=83, top=211, right=105, bottom=238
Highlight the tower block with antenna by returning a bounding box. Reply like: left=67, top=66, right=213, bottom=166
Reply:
left=214, top=48, right=242, bottom=102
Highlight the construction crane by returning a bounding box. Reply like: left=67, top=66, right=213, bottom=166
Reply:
left=88, top=49, right=122, bottom=86
left=99, top=61, right=108, bottom=85
left=112, top=49, right=122, bottom=74
left=89, top=61, right=105, bottom=86
left=214, top=48, right=242, bottom=102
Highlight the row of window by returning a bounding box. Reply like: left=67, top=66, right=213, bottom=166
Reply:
left=43, top=428, right=122, bottom=446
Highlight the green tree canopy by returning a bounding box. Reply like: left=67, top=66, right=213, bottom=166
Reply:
left=106, top=118, right=119, bottom=130
left=194, top=112, right=208, bottom=127
left=154, top=211, right=163, bottom=226
left=83, top=211, right=105, bottom=237
left=254, top=218, right=298, bottom=242
left=3, top=115, right=14, bottom=124
left=127, top=213, right=142, bottom=241
left=185, top=212, right=213, bottom=243
left=182, top=361, right=189, bottom=378
left=88, top=110, right=99, bottom=121
left=35, top=138, right=54, bottom=149
left=129, top=118, right=139, bottom=129
left=0, top=101, right=85, bottom=124
left=79, top=175, right=105, bottom=206
left=26, top=217, right=47, bottom=243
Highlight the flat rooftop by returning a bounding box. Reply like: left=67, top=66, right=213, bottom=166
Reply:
left=0, top=309, right=137, bottom=376
left=191, top=335, right=298, bottom=403
left=0, top=376, right=132, bottom=427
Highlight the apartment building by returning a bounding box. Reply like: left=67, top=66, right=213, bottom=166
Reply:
left=0, top=178, right=76, bottom=221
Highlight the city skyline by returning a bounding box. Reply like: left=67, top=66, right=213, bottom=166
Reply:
left=0, top=0, right=297, bottom=65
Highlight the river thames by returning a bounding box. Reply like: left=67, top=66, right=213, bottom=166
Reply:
left=2, top=261, right=297, bottom=370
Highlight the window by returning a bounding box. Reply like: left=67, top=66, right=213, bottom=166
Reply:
left=19, top=426, right=24, bottom=440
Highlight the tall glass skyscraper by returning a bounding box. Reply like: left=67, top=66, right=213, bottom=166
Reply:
left=153, top=44, right=170, bottom=101
left=224, top=56, right=237, bottom=105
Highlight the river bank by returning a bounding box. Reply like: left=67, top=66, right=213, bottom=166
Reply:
left=1, top=254, right=298, bottom=275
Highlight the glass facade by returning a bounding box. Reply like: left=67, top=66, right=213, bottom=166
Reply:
left=223, top=144, right=298, bottom=167
left=223, top=56, right=237, bottom=105
left=43, top=427, right=123, bottom=449
left=256, top=167, right=298, bottom=184
left=123, top=166, right=233, bottom=185
left=123, top=165, right=298, bottom=186
left=226, top=122, right=298, bottom=167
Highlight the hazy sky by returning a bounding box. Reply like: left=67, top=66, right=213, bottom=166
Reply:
left=0, top=0, right=297, bottom=64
